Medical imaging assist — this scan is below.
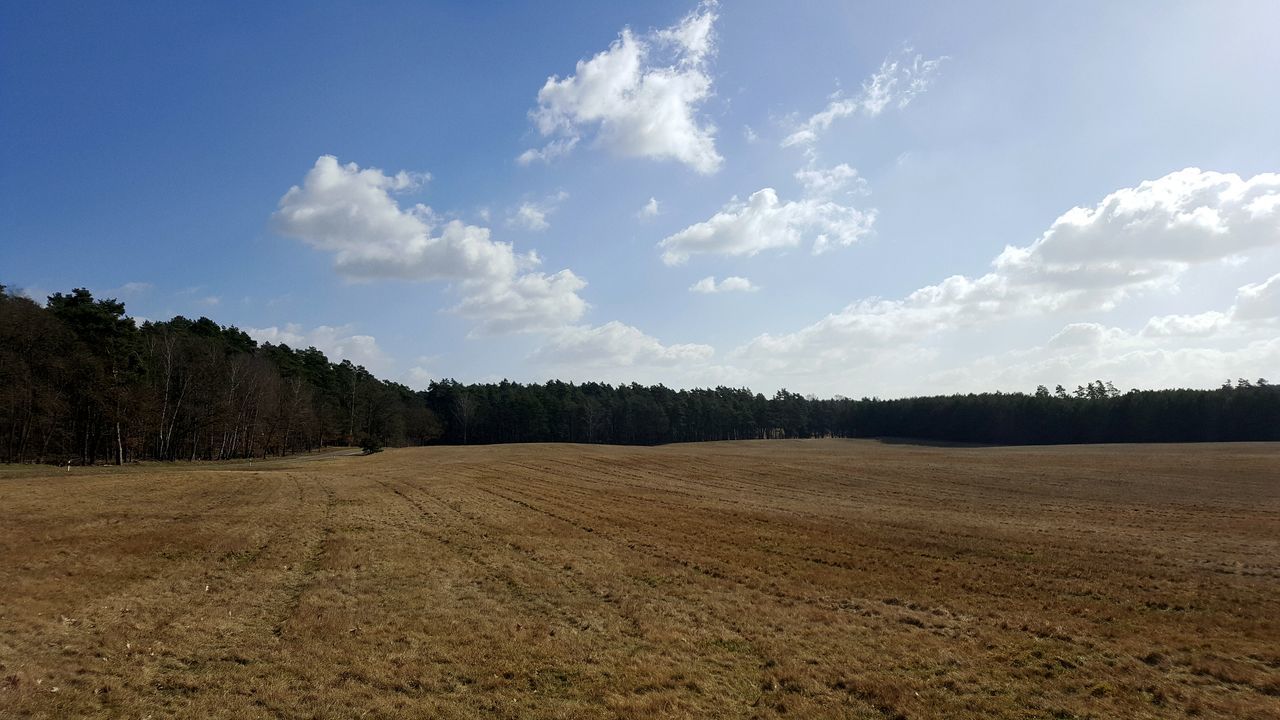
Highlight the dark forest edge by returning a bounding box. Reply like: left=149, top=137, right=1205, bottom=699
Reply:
left=2, top=286, right=1277, bottom=465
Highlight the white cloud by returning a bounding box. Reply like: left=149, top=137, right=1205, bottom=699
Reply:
left=248, top=323, right=390, bottom=372
left=529, top=321, right=714, bottom=367
left=690, top=275, right=757, bottom=293
left=1231, top=272, right=1280, bottom=320
left=273, top=156, right=587, bottom=336
left=116, top=282, right=153, bottom=296
left=991, top=169, right=1280, bottom=308
left=659, top=177, right=876, bottom=264
left=1048, top=322, right=1132, bottom=348
left=453, top=268, right=588, bottom=336
left=734, top=169, right=1280, bottom=387
left=924, top=331, right=1280, bottom=398
left=17, top=286, right=49, bottom=304
left=793, top=163, right=865, bottom=198
left=512, top=203, right=548, bottom=232
left=516, top=137, right=580, bottom=166
left=524, top=2, right=723, bottom=174
left=637, top=196, right=661, bottom=219
left=406, top=366, right=434, bottom=390
left=1140, top=272, right=1280, bottom=338
left=1140, top=311, right=1231, bottom=338
left=508, top=191, right=569, bottom=232
left=782, top=48, right=945, bottom=148
left=742, top=125, right=759, bottom=144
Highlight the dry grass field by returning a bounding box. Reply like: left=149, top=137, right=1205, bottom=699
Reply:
left=1, top=440, right=1278, bottom=719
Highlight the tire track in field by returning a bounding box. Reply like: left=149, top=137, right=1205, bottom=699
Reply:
left=489, top=463, right=977, bottom=629
left=68, top=474, right=291, bottom=639
left=396, top=479, right=832, bottom=711
left=462, top=476, right=978, bottom=720
left=387, top=475, right=793, bottom=689
left=469, top=478, right=961, bottom=639
left=499, top=458, right=1204, bottom=643
left=502, top=462, right=905, bottom=565
left=271, top=479, right=336, bottom=638
left=399, top=474, right=890, bottom=712
left=374, top=478, right=647, bottom=642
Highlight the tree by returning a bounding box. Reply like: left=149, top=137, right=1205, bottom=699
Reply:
left=453, top=390, right=477, bottom=444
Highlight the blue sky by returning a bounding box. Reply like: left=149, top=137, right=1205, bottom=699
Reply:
left=3, top=1, right=1279, bottom=396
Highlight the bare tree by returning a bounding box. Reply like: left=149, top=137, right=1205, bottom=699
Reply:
left=453, top=391, right=476, bottom=444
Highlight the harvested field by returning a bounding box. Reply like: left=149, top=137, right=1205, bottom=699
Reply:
left=1, top=439, right=1278, bottom=719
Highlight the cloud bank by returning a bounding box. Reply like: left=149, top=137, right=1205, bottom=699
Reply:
left=734, top=168, right=1280, bottom=391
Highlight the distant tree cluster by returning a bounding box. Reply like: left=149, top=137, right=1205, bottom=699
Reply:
left=418, top=380, right=1278, bottom=447
left=3, top=285, right=1277, bottom=464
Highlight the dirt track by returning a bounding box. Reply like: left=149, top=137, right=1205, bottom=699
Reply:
left=2, top=440, right=1278, bottom=719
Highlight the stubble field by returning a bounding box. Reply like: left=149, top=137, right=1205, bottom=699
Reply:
left=1, top=440, right=1278, bottom=719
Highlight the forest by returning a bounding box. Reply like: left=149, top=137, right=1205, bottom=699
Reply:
left=2, top=285, right=1277, bottom=464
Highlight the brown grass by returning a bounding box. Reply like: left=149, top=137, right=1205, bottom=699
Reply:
left=1, top=439, right=1277, bottom=719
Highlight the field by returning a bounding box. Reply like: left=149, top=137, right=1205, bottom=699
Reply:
left=1, top=440, right=1278, bottom=719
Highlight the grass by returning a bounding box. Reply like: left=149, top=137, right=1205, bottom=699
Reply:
left=1, top=439, right=1277, bottom=718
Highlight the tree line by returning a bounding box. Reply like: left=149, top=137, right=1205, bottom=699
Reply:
left=422, top=379, right=1278, bottom=446
left=0, top=286, right=439, bottom=464
left=2, top=285, right=1276, bottom=464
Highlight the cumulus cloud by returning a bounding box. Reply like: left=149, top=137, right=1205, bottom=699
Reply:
left=248, top=323, right=390, bottom=372
left=637, top=196, right=661, bottom=219
left=734, top=169, right=1280, bottom=384
left=511, top=204, right=551, bottom=232
left=1048, top=322, right=1133, bottom=348
left=508, top=191, right=569, bottom=232
left=273, top=156, right=587, bottom=336
left=1140, top=311, right=1231, bottom=339
left=1140, top=272, right=1280, bottom=338
left=992, top=169, right=1280, bottom=308
left=523, top=2, right=723, bottom=174
left=690, top=275, right=757, bottom=293
left=782, top=48, right=945, bottom=148
left=516, top=137, right=580, bottom=166
left=529, top=321, right=714, bottom=367
left=793, top=163, right=865, bottom=198
left=1231, top=272, right=1280, bottom=321
left=659, top=163, right=877, bottom=263
left=453, top=268, right=589, bottom=336
left=405, top=366, right=435, bottom=390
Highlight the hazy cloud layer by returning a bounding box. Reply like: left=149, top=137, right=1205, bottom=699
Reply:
left=734, top=169, right=1280, bottom=389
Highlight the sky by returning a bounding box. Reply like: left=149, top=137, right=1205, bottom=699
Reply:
left=3, top=0, right=1279, bottom=397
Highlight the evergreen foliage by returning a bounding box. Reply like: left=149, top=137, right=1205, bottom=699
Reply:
left=2, top=286, right=1276, bottom=463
